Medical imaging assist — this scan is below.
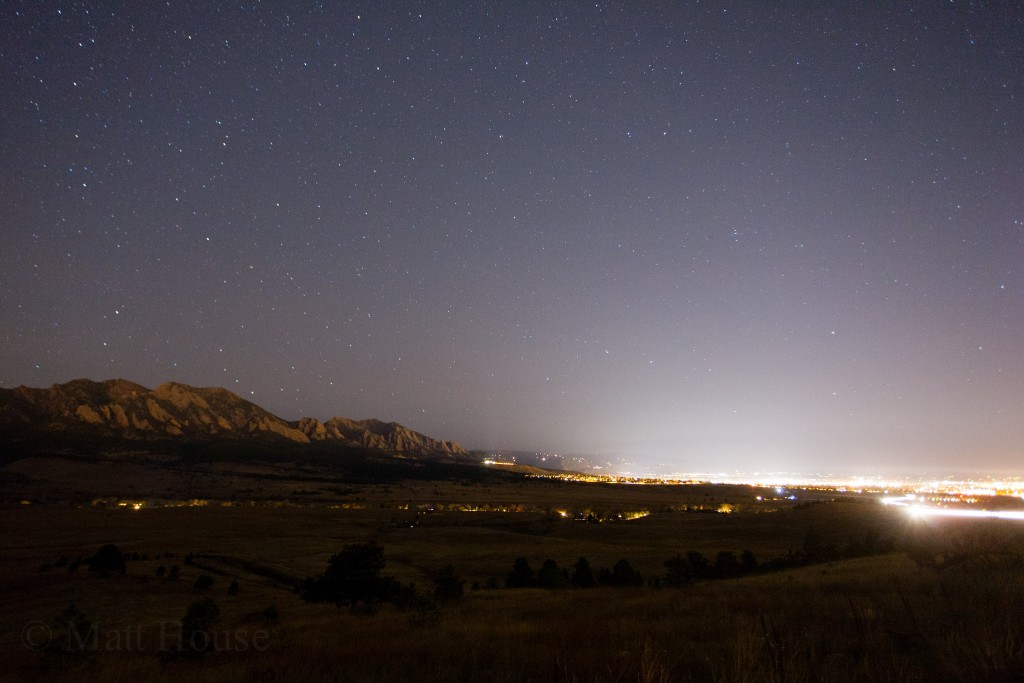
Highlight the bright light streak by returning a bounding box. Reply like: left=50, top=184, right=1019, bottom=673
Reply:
left=882, top=495, right=1024, bottom=520
left=881, top=495, right=915, bottom=506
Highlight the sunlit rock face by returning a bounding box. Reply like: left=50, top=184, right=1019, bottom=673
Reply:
left=0, top=379, right=467, bottom=459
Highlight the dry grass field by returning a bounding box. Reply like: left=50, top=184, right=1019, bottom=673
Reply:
left=3, top=455, right=1024, bottom=681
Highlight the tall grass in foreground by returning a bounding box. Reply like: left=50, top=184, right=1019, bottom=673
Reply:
left=27, top=552, right=1024, bottom=682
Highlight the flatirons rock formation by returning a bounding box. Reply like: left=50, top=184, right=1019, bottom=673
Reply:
left=295, top=416, right=464, bottom=456
left=0, top=379, right=468, bottom=459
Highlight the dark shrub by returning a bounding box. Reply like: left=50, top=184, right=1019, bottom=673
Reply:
left=433, top=565, right=464, bottom=600
left=179, top=597, right=219, bottom=654
left=87, top=544, right=126, bottom=574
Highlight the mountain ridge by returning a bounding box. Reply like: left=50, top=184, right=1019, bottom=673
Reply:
left=0, top=378, right=468, bottom=460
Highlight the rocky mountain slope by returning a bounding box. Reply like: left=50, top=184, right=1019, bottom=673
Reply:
left=0, top=379, right=467, bottom=459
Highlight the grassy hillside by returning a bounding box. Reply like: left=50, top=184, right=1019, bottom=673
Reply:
left=4, top=478, right=1024, bottom=681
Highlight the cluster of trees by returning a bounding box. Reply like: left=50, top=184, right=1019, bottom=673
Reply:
left=506, top=556, right=642, bottom=588
left=301, top=527, right=897, bottom=614
left=501, top=552, right=759, bottom=590
left=302, top=542, right=417, bottom=612
left=663, top=550, right=759, bottom=586
left=302, top=542, right=464, bottom=613
left=658, top=526, right=897, bottom=587
left=40, top=543, right=151, bottom=575
left=501, top=527, right=895, bottom=590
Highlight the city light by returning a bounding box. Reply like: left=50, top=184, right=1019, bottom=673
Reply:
left=882, top=495, right=1024, bottom=521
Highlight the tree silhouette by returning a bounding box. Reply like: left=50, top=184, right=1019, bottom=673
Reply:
left=302, top=542, right=405, bottom=611
left=740, top=549, right=758, bottom=573
left=686, top=550, right=711, bottom=580
left=602, top=559, right=643, bottom=587
left=537, top=559, right=569, bottom=589
left=87, top=544, right=126, bottom=575
left=713, top=551, right=740, bottom=579
left=664, top=554, right=690, bottom=587
left=506, top=557, right=534, bottom=588
left=571, top=556, right=596, bottom=588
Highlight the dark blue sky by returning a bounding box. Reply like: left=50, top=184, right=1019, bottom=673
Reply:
left=2, top=2, right=1022, bottom=475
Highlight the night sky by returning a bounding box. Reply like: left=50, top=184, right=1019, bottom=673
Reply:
left=2, top=2, right=1022, bottom=475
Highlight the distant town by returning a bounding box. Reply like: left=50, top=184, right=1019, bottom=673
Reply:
left=484, top=451, right=1024, bottom=498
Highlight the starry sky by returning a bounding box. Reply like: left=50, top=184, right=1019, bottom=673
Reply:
left=2, top=2, right=1023, bottom=476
